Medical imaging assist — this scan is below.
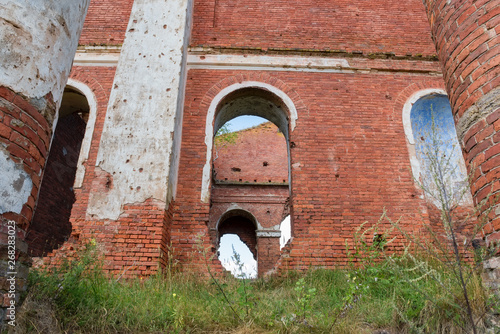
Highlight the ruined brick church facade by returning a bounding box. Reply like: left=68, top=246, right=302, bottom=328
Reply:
left=2, top=0, right=500, bottom=317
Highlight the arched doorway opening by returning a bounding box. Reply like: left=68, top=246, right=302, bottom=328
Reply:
left=28, top=85, right=91, bottom=256
left=206, top=83, right=297, bottom=277
left=217, top=209, right=258, bottom=278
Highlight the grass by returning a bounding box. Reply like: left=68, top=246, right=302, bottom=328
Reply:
left=14, top=242, right=498, bottom=334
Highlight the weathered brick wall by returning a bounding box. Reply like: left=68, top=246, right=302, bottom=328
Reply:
left=214, top=122, right=288, bottom=183
left=191, top=0, right=436, bottom=56
left=209, top=183, right=288, bottom=275
left=79, top=0, right=134, bottom=46
left=28, top=113, right=87, bottom=257
left=171, top=70, right=446, bottom=272
left=0, top=1, right=89, bottom=327
left=422, top=0, right=500, bottom=240
left=0, top=87, right=53, bottom=231
left=0, top=87, right=53, bottom=321
left=52, top=67, right=167, bottom=277
left=41, top=0, right=492, bottom=279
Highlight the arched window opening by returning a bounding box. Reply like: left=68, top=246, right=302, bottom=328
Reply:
left=207, top=84, right=296, bottom=277
left=218, top=234, right=258, bottom=279
left=409, top=93, right=470, bottom=206
left=28, top=86, right=90, bottom=256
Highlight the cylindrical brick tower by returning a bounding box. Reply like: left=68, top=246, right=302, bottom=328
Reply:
left=423, top=0, right=500, bottom=240
left=0, top=0, right=89, bottom=328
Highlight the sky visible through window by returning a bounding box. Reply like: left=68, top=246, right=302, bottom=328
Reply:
left=224, top=115, right=268, bottom=132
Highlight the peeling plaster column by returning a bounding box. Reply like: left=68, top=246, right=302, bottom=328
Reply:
left=0, top=0, right=89, bottom=328
left=422, top=0, right=500, bottom=288
left=87, top=0, right=192, bottom=237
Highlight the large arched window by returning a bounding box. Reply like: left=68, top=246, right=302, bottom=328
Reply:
left=205, top=82, right=297, bottom=277
left=403, top=90, right=471, bottom=206
left=28, top=80, right=97, bottom=256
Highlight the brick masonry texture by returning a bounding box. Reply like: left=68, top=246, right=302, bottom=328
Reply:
left=214, top=122, right=288, bottom=183
left=0, top=87, right=54, bottom=231
left=79, top=0, right=134, bottom=46
left=191, top=0, right=437, bottom=57
left=210, top=184, right=289, bottom=275
left=35, top=0, right=496, bottom=277
left=423, top=0, right=500, bottom=241
left=171, top=70, right=450, bottom=272
left=0, top=87, right=54, bottom=325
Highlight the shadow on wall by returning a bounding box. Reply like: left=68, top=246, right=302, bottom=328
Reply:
left=27, top=86, right=89, bottom=257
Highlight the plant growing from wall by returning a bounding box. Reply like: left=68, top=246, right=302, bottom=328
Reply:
left=213, top=123, right=238, bottom=162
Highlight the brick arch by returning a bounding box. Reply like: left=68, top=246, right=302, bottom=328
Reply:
left=394, top=82, right=449, bottom=183
left=198, top=73, right=308, bottom=119
left=28, top=78, right=96, bottom=256
left=216, top=209, right=258, bottom=259
left=199, top=75, right=304, bottom=203
left=393, top=81, right=446, bottom=120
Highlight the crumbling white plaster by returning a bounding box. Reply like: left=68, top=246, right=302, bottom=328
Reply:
left=201, top=82, right=298, bottom=202
left=87, top=0, right=191, bottom=220
left=0, top=0, right=90, bottom=109
left=0, top=148, right=33, bottom=214
left=67, top=79, right=98, bottom=189
left=256, top=230, right=281, bottom=238
left=167, top=0, right=194, bottom=204
left=73, top=52, right=120, bottom=67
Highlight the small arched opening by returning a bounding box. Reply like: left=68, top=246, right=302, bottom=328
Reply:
left=217, top=209, right=258, bottom=278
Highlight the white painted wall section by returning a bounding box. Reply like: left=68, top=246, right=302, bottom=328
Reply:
left=67, top=79, right=98, bottom=189
left=88, top=0, right=191, bottom=220
left=0, top=0, right=90, bottom=109
left=0, top=148, right=32, bottom=214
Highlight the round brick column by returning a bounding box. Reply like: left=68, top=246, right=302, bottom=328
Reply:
left=0, top=1, right=89, bottom=329
left=423, top=0, right=500, bottom=240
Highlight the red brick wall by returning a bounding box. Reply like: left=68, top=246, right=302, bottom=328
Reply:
left=257, top=237, right=281, bottom=276
left=423, top=0, right=500, bottom=239
left=79, top=0, right=134, bottom=46
left=48, top=0, right=494, bottom=276
left=28, top=113, right=87, bottom=256
left=423, top=0, right=500, bottom=116
left=61, top=67, right=169, bottom=277
left=172, top=70, right=445, bottom=272
left=191, top=0, right=436, bottom=56
left=0, top=87, right=54, bottom=231
left=214, top=122, right=288, bottom=183
left=209, top=183, right=288, bottom=275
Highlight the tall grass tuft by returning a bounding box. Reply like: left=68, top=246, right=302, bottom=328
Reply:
left=16, top=238, right=497, bottom=333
